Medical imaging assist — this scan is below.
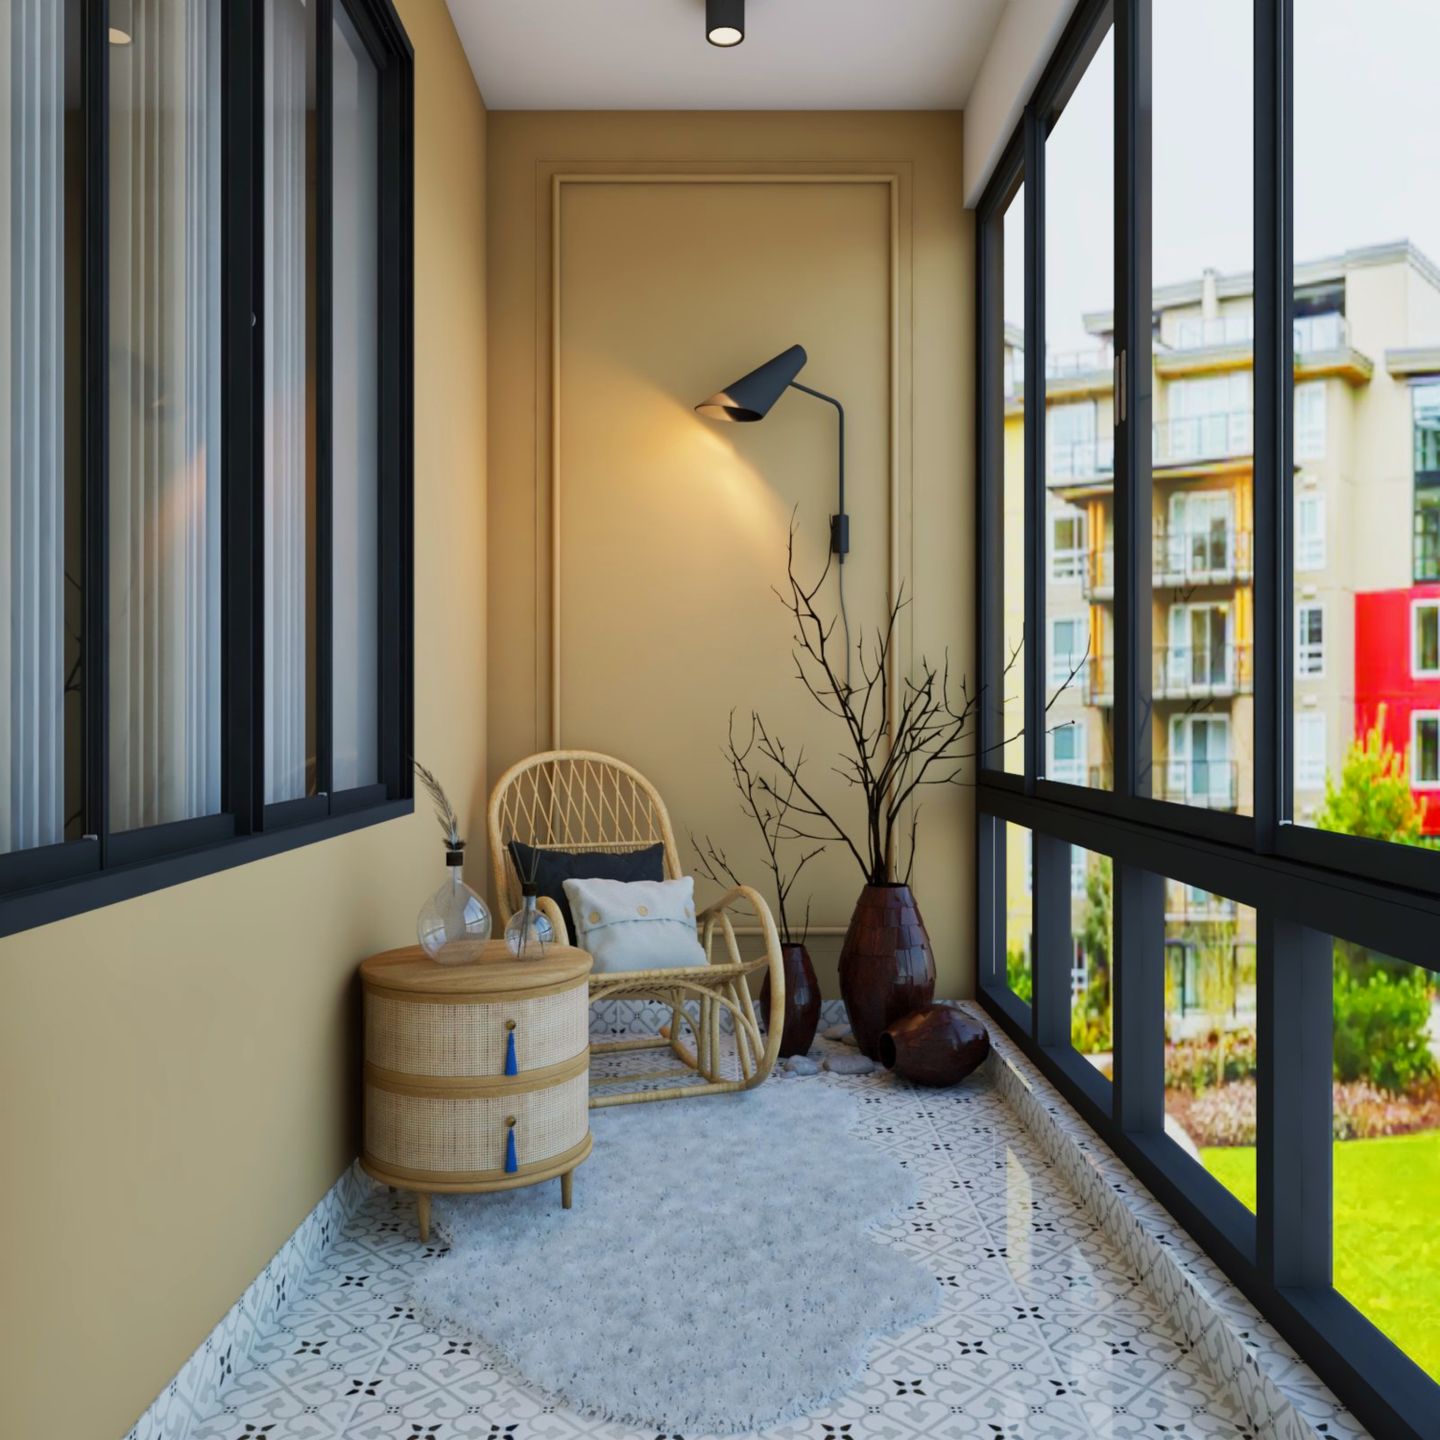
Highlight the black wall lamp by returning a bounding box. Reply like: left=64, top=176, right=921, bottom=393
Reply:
left=706, top=0, right=745, bottom=48
left=696, top=343, right=854, bottom=684
left=696, top=344, right=849, bottom=562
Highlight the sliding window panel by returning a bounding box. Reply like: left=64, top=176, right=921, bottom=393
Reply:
left=1070, top=845, right=1113, bottom=1084
left=1144, top=1, right=1254, bottom=818
left=1004, top=822, right=1034, bottom=1010
left=262, top=0, right=318, bottom=805
left=1162, top=883, right=1258, bottom=1212
left=0, top=0, right=85, bottom=855
left=1289, top=2, right=1440, bottom=869
left=1042, top=23, right=1114, bottom=791
left=329, top=1, right=379, bottom=793
left=994, top=180, right=1028, bottom=777
left=107, top=0, right=224, bottom=833
left=1329, top=942, right=1440, bottom=1387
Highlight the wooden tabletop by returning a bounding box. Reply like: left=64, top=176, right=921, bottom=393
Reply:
left=360, top=942, right=593, bottom=994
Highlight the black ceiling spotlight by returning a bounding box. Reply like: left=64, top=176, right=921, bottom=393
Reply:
left=706, top=0, right=744, bottom=48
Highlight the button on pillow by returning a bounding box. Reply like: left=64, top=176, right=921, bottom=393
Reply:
left=560, top=876, right=707, bottom=974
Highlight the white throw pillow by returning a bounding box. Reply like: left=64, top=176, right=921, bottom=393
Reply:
left=561, top=876, right=708, bottom=974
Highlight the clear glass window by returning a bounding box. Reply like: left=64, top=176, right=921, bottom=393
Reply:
left=1413, top=601, right=1440, bottom=678
left=1164, top=883, right=1258, bottom=1212
left=1047, top=719, right=1085, bottom=786
left=1330, top=942, right=1440, bottom=1383
left=1049, top=501, right=1087, bottom=581
left=1295, top=379, right=1327, bottom=461
left=1296, top=490, right=1326, bottom=571
left=1296, top=604, right=1325, bottom=677
left=1411, top=713, right=1440, bottom=788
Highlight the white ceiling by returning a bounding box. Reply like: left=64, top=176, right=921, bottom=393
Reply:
left=445, top=0, right=1010, bottom=111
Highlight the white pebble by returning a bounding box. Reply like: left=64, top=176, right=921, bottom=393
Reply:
left=825, top=1054, right=876, bottom=1076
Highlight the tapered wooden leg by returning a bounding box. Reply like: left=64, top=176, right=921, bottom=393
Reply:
left=416, top=1191, right=431, bottom=1242
left=561, top=1169, right=574, bottom=1210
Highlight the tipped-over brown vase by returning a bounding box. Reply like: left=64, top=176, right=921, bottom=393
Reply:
left=879, top=1004, right=990, bottom=1087
left=838, top=883, right=936, bottom=1059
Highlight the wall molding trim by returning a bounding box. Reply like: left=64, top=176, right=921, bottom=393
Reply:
left=540, top=162, right=915, bottom=752
left=123, top=1163, right=375, bottom=1440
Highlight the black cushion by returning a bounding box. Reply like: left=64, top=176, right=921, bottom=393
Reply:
left=508, top=840, right=667, bottom=943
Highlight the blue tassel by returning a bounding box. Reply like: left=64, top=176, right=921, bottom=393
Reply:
left=504, top=1029, right=518, bottom=1076
left=504, top=1124, right=518, bottom=1174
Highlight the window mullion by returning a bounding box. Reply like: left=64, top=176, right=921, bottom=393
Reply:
left=83, top=0, right=110, bottom=862
left=1113, top=860, right=1164, bottom=1132
left=1257, top=913, right=1332, bottom=1289
left=1033, top=832, right=1073, bottom=1047
left=316, top=0, right=336, bottom=802
left=1114, top=0, right=1150, bottom=805
left=1254, top=0, right=1290, bottom=849
left=223, top=0, right=264, bottom=835
left=1023, top=106, right=1045, bottom=794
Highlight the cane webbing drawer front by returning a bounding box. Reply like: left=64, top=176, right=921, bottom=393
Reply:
left=364, top=1071, right=589, bottom=1180
left=358, top=943, right=593, bottom=1201
left=364, top=985, right=587, bottom=1077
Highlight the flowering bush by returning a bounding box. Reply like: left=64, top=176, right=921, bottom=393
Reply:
left=1163, top=1029, right=1258, bottom=1094
left=1169, top=1076, right=1440, bottom=1148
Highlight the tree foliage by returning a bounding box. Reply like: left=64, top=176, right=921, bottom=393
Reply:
left=1314, top=704, right=1428, bottom=844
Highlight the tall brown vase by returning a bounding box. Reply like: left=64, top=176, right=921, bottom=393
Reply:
left=838, top=883, right=936, bottom=1059
left=759, top=942, right=822, bottom=1058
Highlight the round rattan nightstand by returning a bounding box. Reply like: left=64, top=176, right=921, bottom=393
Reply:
left=359, top=942, right=593, bottom=1240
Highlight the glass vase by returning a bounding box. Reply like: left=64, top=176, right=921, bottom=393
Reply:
left=417, top=853, right=491, bottom=964
left=504, top=891, right=554, bottom=959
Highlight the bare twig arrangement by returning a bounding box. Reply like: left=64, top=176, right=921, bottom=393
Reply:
left=745, top=518, right=1084, bottom=887
left=413, top=759, right=463, bottom=850
left=692, top=711, right=825, bottom=946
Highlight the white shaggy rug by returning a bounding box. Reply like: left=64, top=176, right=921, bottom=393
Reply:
left=409, top=1079, right=938, bottom=1434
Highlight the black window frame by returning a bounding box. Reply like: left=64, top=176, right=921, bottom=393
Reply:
left=0, top=0, right=414, bottom=940
left=976, top=2, right=1440, bottom=1436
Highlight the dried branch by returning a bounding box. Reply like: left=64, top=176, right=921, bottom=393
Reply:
left=412, top=759, right=463, bottom=849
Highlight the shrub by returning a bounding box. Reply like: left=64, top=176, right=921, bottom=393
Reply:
left=1332, top=962, right=1436, bottom=1095
left=1006, top=944, right=1033, bottom=1004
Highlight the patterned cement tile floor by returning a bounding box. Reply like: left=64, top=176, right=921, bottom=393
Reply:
left=191, top=1040, right=1264, bottom=1440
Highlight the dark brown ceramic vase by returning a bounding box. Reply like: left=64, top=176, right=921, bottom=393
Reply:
left=880, top=1005, right=990, bottom=1087
left=759, top=942, right=822, bottom=1058
left=838, top=883, right=936, bottom=1059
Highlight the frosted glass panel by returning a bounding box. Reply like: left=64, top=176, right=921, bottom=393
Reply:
left=262, top=0, right=317, bottom=804
left=108, top=0, right=224, bottom=830
left=330, top=2, right=379, bottom=792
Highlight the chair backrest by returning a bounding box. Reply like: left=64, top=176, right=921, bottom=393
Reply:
left=488, top=750, right=683, bottom=918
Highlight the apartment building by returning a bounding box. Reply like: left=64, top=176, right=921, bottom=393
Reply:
left=1006, top=240, right=1440, bottom=1017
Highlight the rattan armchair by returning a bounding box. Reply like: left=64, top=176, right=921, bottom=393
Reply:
left=488, top=750, right=786, bottom=1108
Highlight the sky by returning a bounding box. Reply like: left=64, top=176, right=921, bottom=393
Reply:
left=1004, top=0, right=1440, bottom=353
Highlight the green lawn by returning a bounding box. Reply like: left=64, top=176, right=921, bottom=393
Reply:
left=1202, top=1131, right=1440, bottom=1382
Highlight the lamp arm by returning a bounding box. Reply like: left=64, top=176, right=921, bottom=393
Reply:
left=788, top=381, right=847, bottom=561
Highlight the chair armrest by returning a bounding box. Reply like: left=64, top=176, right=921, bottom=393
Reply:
left=537, top=894, right=571, bottom=946
left=696, top=884, right=782, bottom=958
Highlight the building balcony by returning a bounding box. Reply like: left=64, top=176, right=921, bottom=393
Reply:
left=1152, top=642, right=1253, bottom=700
left=1078, top=529, right=1253, bottom=600
left=1153, top=526, right=1253, bottom=587
left=1153, top=410, right=1252, bottom=468
left=1081, top=546, right=1115, bottom=599
left=1164, top=311, right=1349, bottom=355
left=1047, top=434, right=1115, bottom=486
left=1155, top=758, right=1240, bottom=810
left=1085, top=655, right=1113, bottom=707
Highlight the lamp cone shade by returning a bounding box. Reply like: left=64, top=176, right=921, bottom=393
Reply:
left=696, top=344, right=807, bottom=422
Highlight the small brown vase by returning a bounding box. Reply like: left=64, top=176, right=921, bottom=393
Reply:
left=760, top=942, right=821, bottom=1058
left=880, top=1005, right=990, bottom=1087
left=838, top=883, right=936, bottom=1059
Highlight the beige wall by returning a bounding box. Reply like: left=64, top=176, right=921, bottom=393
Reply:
left=0, top=4, right=488, bottom=1436
left=487, top=112, right=973, bottom=998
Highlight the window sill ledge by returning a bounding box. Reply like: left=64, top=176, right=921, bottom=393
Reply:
left=0, top=798, right=413, bottom=941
